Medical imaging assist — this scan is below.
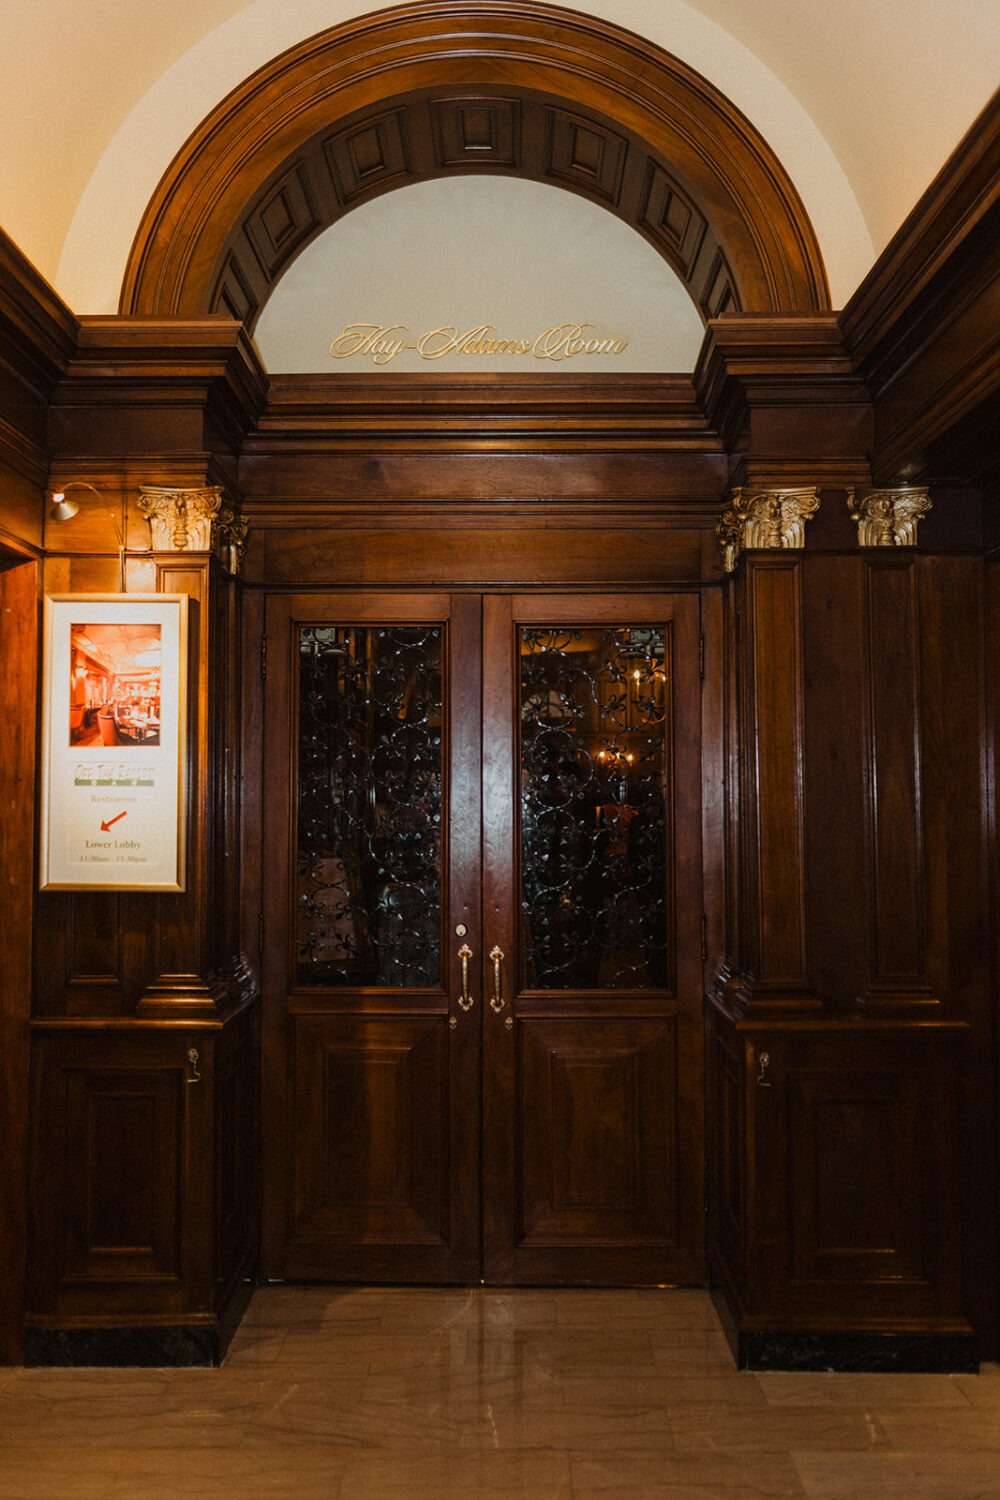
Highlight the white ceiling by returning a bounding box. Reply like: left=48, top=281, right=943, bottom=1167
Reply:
left=1, top=0, right=996, bottom=322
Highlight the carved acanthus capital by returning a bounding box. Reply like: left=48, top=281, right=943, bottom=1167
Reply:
left=848, top=487, right=932, bottom=547
left=138, top=486, right=223, bottom=552
left=215, top=505, right=250, bottom=577
left=717, top=487, right=821, bottom=573
left=137, top=486, right=249, bottom=574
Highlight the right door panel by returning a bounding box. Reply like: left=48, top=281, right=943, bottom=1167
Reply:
left=481, top=594, right=706, bottom=1285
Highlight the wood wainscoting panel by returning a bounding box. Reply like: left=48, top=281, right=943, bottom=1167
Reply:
left=62, top=1068, right=185, bottom=1285
left=30, top=1028, right=211, bottom=1319
left=788, top=1067, right=930, bottom=1285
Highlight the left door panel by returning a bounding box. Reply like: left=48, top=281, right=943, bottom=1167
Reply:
left=261, top=594, right=482, bottom=1283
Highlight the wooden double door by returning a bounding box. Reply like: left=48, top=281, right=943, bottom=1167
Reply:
left=261, top=590, right=705, bottom=1285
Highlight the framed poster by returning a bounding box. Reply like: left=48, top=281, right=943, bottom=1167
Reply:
left=40, top=594, right=188, bottom=891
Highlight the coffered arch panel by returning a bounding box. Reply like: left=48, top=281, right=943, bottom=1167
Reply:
left=120, top=1, right=830, bottom=326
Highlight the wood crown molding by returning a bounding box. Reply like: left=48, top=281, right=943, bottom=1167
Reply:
left=119, top=0, right=829, bottom=326
left=840, top=89, right=1000, bottom=484
left=0, top=228, right=78, bottom=481
left=51, top=317, right=269, bottom=460
left=246, top=370, right=724, bottom=453
left=841, top=87, right=1000, bottom=378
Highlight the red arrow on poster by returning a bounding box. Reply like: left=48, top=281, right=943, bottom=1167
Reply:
left=100, top=810, right=128, bottom=833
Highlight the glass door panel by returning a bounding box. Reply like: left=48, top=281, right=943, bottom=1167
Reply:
left=519, top=625, right=670, bottom=991
left=295, top=623, right=443, bottom=989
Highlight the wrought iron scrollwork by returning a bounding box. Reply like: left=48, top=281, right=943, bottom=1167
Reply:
left=519, top=625, right=670, bottom=990
left=296, top=624, right=442, bottom=988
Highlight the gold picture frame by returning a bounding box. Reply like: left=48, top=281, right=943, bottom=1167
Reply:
left=40, top=594, right=188, bottom=891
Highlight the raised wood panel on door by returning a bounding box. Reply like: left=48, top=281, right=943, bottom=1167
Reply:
left=290, top=1016, right=451, bottom=1277
left=518, top=1019, right=677, bottom=1248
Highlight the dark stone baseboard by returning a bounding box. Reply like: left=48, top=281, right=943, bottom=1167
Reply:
left=734, top=1328, right=979, bottom=1374
left=24, top=1325, right=219, bottom=1368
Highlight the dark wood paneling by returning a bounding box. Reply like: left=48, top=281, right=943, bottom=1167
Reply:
left=545, top=108, right=627, bottom=203
left=215, top=1015, right=255, bottom=1294
left=0, top=555, right=38, bottom=1362
left=742, top=560, right=809, bottom=990
left=789, top=1068, right=929, bottom=1284
left=63, top=1068, right=184, bottom=1283
left=864, top=560, right=926, bottom=993
left=250, top=525, right=705, bottom=589
left=244, top=164, right=322, bottom=284
left=0, top=228, right=76, bottom=520
left=696, top=318, right=873, bottom=491
left=916, top=557, right=990, bottom=1007
left=29, top=1003, right=257, bottom=1348
left=324, top=109, right=411, bottom=203
left=639, top=165, right=706, bottom=281
left=709, top=1013, right=971, bottom=1337
left=801, top=555, right=868, bottom=1010
left=710, top=540, right=992, bottom=1359
left=432, top=95, right=520, bottom=167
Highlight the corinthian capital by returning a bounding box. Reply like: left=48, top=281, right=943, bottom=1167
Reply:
left=848, top=488, right=932, bottom=547
left=138, top=486, right=223, bottom=551
left=717, top=487, right=820, bottom=574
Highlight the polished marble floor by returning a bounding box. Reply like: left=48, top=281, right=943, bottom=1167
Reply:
left=1, top=1287, right=998, bottom=1498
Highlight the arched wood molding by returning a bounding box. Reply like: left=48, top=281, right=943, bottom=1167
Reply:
left=120, top=1, right=830, bottom=326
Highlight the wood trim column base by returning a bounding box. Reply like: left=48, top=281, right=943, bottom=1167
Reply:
left=23, top=1282, right=254, bottom=1368
left=135, top=955, right=257, bottom=1019
left=712, top=969, right=826, bottom=1022
left=711, top=1283, right=979, bottom=1372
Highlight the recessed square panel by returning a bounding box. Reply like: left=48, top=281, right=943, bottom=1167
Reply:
left=210, top=253, right=256, bottom=320
left=546, top=108, right=627, bottom=203
left=245, top=165, right=321, bottom=281
left=639, top=164, right=706, bottom=279
left=325, top=112, right=411, bottom=203
left=432, top=96, right=520, bottom=167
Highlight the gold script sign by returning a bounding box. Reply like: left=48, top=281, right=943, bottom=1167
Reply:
left=330, top=323, right=630, bottom=366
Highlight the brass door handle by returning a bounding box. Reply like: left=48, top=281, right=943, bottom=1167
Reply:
left=489, top=945, right=505, bottom=1013
left=457, top=943, right=474, bottom=1011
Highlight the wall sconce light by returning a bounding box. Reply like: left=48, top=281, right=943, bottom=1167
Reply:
left=47, top=481, right=128, bottom=592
